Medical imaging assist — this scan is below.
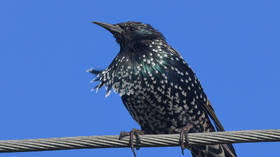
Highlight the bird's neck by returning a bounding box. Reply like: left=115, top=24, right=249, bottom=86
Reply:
left=120, top=38, right=167, bottom=53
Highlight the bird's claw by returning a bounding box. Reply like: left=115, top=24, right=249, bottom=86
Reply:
left=119, top=128, right=144, bottom=157
left=174, top=123, right=194, bottom=155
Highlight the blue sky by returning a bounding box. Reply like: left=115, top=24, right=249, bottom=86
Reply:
left=1, top=0, right=280, bottom=157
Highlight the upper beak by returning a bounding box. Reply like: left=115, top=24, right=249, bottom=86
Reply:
left=93, top=21, right=123, bottom=34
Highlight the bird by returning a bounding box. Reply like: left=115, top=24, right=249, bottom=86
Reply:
left=88, top=21, right=237, bottom=157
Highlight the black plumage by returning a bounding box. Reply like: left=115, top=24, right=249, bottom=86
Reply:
left=89, top=21, right=237, bottom=157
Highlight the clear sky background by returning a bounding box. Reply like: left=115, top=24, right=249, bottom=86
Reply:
left=1, top=1, right=280, bottom=157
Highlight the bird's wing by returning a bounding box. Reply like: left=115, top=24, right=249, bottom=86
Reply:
left=168, top=47, right=225, bottom=132
left=169, top=48, right=236, bottom=156
left=202, top=100, right=225, bottom=131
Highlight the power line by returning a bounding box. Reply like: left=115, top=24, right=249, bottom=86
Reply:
left=1, top=129, right=279, bottom=153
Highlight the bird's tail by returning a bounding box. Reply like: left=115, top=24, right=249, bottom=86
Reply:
left=191, top=143, right=236, bottom=157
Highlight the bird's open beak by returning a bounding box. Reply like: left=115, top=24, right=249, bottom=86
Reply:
left=93, top=21, right=123, bottom=34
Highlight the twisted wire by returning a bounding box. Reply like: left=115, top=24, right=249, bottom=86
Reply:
left=0, top=129, right=279, bottom=153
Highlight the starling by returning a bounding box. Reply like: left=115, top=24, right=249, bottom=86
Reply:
left=89, top=21, right=237, bottom=157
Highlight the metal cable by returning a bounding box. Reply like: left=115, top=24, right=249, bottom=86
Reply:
left=0, top=129, right=279, bottom=153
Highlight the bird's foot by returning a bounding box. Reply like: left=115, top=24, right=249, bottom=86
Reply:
left=119, top=128, right=144, bottom=157
left=173, top=123, right=194, bottom=155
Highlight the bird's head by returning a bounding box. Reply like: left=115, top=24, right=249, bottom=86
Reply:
left=93, top=21, right=165, bottom=46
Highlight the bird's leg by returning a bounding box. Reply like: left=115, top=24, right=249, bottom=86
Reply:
left=119, top=128, right=144, bottom=157
left=173, top=123, right=194, bottom=155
